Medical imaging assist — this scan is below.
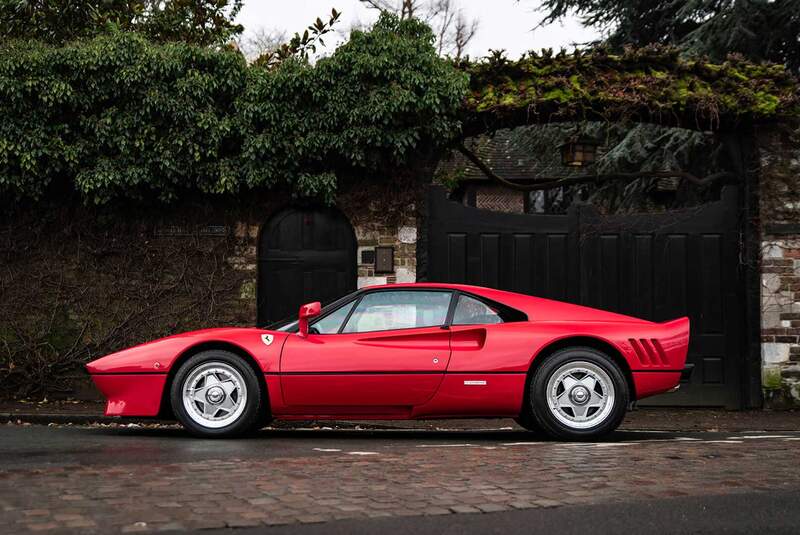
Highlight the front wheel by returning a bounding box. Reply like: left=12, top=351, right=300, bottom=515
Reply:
left=170, top=350, right=266, bottom=438
left=528, top=347, right=629, bottom=440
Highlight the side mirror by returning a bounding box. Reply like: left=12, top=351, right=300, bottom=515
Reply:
left=298, top=301, right=321, bottom=337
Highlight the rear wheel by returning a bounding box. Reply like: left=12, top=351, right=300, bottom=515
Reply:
left=170, top=350, right=266, bottom=438
left=528, top=347, right=628, bottom=440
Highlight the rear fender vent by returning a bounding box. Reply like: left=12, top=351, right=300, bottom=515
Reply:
left=628, top=338, right=668, bottom=367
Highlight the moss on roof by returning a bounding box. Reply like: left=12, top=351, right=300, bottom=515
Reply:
left=460, top=46, right=800, bottom=134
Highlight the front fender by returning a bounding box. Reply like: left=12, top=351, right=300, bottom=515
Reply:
left=86, top=328, right=289, bottom=375
left=86, top=328, right=291, bottom=418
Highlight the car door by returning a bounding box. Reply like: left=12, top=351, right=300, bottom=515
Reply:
left=446, top=293, right=513, bottom=372
left=280, top=289, right=454, bottom=409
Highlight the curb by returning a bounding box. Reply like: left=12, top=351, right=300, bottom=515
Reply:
left=0, top=413, right=417, bottom=430
left=0, top=412, right=166, bottom=426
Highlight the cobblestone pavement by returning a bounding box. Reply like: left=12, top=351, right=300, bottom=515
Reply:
left=2, top=424, right=800, bottom=533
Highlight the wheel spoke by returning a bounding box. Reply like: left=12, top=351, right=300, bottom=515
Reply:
left=556, top=394, right=574, bottom=411
left=579, top=375, right=597, bottom=392
left=588, top=390, right=605, bottom=407
left=572, top=403, right=589, bottom=419
left=561, top=375, right=579, bottom=391
left=203, top=402, right=219, bottom=418
left=190, top=387, right=207, bottom=404
left=220, top=379, right=236, bottom=396
left=203, top=373, right=220, bottom=388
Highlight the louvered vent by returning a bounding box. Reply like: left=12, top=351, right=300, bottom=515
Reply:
left=628, top=338, right=669, bottom=367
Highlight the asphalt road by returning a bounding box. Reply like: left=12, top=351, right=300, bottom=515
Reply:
left=2, top=423, right=800, bottom=533
left=0, top=423, right=730, bottom=469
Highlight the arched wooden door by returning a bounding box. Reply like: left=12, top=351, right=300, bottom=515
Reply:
left=258, top=207, right=357, bottom=325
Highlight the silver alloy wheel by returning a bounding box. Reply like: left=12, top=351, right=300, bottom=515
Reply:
left=182, top=362, right=247, bottom=429
left=546, top=360, right=615, bottom=430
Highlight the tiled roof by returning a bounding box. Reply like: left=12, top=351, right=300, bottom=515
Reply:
left=438, top=126, right=594, bottom=184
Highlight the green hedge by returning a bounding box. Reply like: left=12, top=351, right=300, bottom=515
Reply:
left=0, top=14, right=468, bottom=203
left=1, top=15, right=797, bottom=204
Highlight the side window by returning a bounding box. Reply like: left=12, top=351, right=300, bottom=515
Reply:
left=310, top=301, right=356, bottom=334
left=452, top=295, right=503, bottom=326
left=342, top=291, right=452, bottom=333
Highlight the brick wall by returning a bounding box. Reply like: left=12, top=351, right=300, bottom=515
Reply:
left=758, top=125, right=800, bottom=407
left=474, top=185, right=525, bottom=214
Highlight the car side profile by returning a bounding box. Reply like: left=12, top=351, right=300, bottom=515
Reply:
left=86, top=283, right=691, bottom=440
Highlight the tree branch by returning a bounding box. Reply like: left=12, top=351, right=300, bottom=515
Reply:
left=456, top=144, right=735, bottom=192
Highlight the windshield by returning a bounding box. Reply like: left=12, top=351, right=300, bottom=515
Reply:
left=263, top=290, right=361, bottom=332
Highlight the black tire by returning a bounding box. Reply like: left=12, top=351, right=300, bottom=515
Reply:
left=170, top=350, right=266, bottom=438
left=528, top=347, right=628, bottom=441
left=514, top=411, right=544, bottom=435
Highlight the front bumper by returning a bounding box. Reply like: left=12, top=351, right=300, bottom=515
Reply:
left=89, top=374, right=167, bottom=417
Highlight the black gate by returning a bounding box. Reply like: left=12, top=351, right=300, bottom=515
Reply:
left=258, top=207, right=357, bottom=325
left=426, top=186, right=745, bottom=407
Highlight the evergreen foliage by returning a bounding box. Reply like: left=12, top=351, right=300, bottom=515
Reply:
left=0, top=13, right=796, bottom=204
left=0, top=0, right=245, bottom=46
left=0, top=14, right=468, bottom=203
left=538, top=0, right=800, bottom=72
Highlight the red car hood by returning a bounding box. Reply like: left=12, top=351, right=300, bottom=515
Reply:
left=86, top=327, right=288, bottom=374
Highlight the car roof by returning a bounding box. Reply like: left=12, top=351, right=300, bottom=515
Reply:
left=359, top=283, right=649, bottom=323
left=360, top=282, right=534, bottom=310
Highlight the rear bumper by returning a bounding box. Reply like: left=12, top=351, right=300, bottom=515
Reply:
left=89, top=374, right=167, bottom=417
left=632, top=365, right=693, bottom=399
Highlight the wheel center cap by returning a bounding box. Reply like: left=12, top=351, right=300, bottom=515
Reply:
left=570, top=386, right=589, bottom=405
left=206, top=387, right=225, bottom=404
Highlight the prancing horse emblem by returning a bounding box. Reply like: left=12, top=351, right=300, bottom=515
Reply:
left=261, top=334, right=274, bottom=346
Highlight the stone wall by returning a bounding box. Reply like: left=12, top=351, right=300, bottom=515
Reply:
left=0, top=196, right=269, bottom=400
left=353, top=222, right=417, bottom=288
left=224, top=187, right=419, bottom=298
left=758, top=126, right=800, bottom=407
left=0, top=182, right=422, bottom=400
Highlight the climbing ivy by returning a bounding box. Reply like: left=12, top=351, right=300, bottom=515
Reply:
left=0, top=14, right=467, bottom=203
left=462, top=47, right=800, bottom=134
left=0, top=15, right=797, bottom=204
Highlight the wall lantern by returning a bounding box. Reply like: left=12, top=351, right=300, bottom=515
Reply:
left=374, top=246, right=395, bottom=274
left=559, top=136, right=599, bottom=167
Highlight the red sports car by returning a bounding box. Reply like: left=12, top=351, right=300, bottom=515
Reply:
left=86, top=283, right=691, bottom=440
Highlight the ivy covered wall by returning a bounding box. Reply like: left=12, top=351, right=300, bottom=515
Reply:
left=1, top=15, right=798, bottom=208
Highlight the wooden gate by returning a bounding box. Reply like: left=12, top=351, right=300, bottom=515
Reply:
left=426, top=186, right=745, bottom=407
left=258, top=207, right=357, bottom=326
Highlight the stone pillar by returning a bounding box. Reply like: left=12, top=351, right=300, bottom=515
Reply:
left=757, top=125, right=800, bottom=407
left=354, top=220, right=417, bottom=288
left=229, top=221, right=259, bottom=323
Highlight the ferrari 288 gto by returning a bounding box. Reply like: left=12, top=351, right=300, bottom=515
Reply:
left=86, top=283, right=691, bottom=440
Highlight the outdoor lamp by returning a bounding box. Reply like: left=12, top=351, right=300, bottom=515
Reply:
left=560, top=137, right=599, bottom=167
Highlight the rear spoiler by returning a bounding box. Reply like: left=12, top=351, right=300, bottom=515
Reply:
left=660, top=316, right=690, bottom=331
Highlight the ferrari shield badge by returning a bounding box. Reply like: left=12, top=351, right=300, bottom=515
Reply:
left=261, top=334, right=274, bottom=346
